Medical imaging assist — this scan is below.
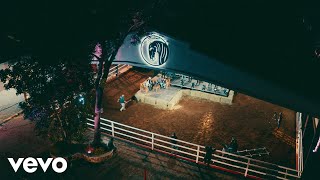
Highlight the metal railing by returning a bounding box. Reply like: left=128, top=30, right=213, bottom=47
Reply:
left=87, top=117, right=301, bottom=179
left=237, top=147, right=270, bottom=157
left=107, top=64, right=131, bottom=79
left=92, top=64, right=131, bottom=81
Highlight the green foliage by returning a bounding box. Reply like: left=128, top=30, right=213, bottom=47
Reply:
left=0, top=58, right=95, bottom=143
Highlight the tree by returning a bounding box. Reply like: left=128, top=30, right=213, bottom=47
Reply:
left=0, top=0, right=167, bottom=145
left=89, top=0, right=168, bottom=145
left=91, top=11, right=148, bottom=145
left=0, top=58, right=94, bottom=143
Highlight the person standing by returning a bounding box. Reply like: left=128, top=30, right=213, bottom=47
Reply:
left=271, top=112, right=278, bottom=124
left=180, top=78, right=184, bottom=86
left=147, top=77, right=153, bottom=91
left=202, top=84, right=206, bottom=91
left=208, top=83, right=212, bottom=91
left=273, top=112, right=278, bottom=121
left=145, top=80, right=150, bottom=91
left=108, top=137, right=116, bottom=150
left=277, top=112, right=283, bottom=129
left=196, top=80, right=200, bottom=86
left=204, top=146, right=216, bottom=165
left=161, top=71, right=166, bottom=78
left=229, top=137, right=238, bottom=153
left=118, top=95, right=126, bottom=112
left=171, top=133, right=178, bottom=154
left=191, top=82, right=195, bottom=89
left=116, top=65, right=119, bottom=77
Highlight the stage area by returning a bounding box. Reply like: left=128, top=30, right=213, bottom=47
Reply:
left=135, top=87, right=234, bottom=109
left=170, top=73, right=230, bottom=97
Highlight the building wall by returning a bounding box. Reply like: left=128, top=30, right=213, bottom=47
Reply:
left=301, top=114, right=320, bottom=178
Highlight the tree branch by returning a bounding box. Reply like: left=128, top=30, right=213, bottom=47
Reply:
left=92, top=53, right=101, bottom=60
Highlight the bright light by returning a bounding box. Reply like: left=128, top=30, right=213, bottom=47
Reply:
left=79, top=95, right=85, bottom=105
left=139, top=32, right=169, bottom=67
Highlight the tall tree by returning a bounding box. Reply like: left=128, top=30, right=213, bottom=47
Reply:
left=91, top=10, right=155, bottom=145
left=0, top=0, right=167, bottom=145
left=92, top=0, right=168, bottom=145
left=0, top=59, right=95, bottom=143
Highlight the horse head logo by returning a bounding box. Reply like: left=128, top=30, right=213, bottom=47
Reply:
left=140, top=34, right=169, bottom=66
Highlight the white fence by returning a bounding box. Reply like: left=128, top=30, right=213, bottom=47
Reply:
left=87, top=117, right=301, bottom=179
left=92, top=64, right=131, bottom=81
left=296, top=112, right=303, bottom=177
left=107, top=64, right=131, bottom=80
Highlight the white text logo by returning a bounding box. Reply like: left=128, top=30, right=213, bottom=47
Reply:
left=8, top=157, right=67, bottom=173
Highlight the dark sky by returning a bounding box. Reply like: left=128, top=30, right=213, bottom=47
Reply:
left=0, top=0, right=319, bottom=115
left=150, top=0, right=320, bottom=115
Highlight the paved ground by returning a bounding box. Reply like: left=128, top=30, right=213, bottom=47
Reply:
left=0, top=116, right=50, bottom=156
left=0, top=82, right=24, bottom=121
left=102, top=69, right=296, bottom=169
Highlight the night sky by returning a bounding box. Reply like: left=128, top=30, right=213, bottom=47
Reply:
left=1, top=0, right=319, bottom=115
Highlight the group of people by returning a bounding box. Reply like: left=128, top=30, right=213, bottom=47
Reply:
left=145, top=76, right=170, bottom=91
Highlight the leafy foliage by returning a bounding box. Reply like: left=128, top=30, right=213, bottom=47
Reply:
left=0, top=58, right=94, bottom=143
left=0, top=0, right=166, bottom=145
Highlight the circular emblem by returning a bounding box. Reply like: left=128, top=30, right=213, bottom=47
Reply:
left=140, top=34, right=169, bottom=66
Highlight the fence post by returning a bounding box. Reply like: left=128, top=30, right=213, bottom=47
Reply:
left=151, top=133, right=154, bottom=150
left=245, top=159, right=250, bottom=177
left=285, top=169, right=288, bottom=179
left=111, top=122, right=115, bottom=137
left=196, top=146, right=200, bottom=163
left=116, top=65, right=119, bottom=77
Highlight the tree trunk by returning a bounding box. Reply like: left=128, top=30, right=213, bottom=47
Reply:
left=92, top=57, right=104, bottom=146
left=23, top=92, right=29, bottom=102
left=92, top=35, right=133, bottom=145
left=90, top=7, right=153, bottom=146
left=93, top=86, right=103, bottom=145
left=56, top=113, right=67, bottom=142
left=102, top=60, right=113, bottom=80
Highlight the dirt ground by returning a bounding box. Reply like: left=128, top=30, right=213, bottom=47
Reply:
left=102, top=69, right=296, bottom=168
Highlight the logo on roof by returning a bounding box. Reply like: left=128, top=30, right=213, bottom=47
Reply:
left=140, top=33, right=169, bottom=66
